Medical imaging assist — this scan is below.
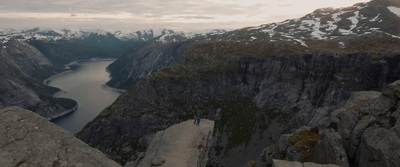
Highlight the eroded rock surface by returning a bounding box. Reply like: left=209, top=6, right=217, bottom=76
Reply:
left=0, top=106, right=121, bottom=167
left=259, top=80, right=400, bottom=167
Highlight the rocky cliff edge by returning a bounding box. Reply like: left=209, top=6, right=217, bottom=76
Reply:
left=126, top=119, right=214, bottom=167
left=0, top=106, right=121, bottom=167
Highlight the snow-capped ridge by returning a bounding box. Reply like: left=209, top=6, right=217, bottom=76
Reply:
left=154, top=29, right=227, bottom=43
left=233, top=0, right=400, bottom=49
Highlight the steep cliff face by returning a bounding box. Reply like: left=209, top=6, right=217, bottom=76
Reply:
left=106, top=41, right=191, bottom=89
left=0, top=106, right=121, bottom=167
left=0, top=40, right=77, bottom=119
left=106, top=30, right=226, bottom=89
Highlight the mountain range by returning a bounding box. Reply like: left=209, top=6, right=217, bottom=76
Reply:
left=0, top=27, right=226, bottom=44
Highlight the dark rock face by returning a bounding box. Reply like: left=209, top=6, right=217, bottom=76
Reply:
left=106, top=41, right=192, bottom=89
left=0, top=106, right=121, bottom=167
left=78, top=52, right=400, bottom=166
left=261, top=80, right=400, bottom=167
left=0, top=40, right=77, bottom=119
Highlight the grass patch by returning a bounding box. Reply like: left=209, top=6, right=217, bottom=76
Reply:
left=288, top=126, right=321, bottom=162
left=246, top=160, right=257, bottom=167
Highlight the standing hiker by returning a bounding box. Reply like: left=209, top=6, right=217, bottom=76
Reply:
left=197, top=116, right=201, bottom=126
left=194, top=115, right=197, bottom=124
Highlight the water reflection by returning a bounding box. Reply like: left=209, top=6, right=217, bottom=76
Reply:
left=49, top=60, right=122, bottom=133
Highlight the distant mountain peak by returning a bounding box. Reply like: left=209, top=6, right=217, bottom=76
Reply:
left=0, top=27, right=227, bottom=44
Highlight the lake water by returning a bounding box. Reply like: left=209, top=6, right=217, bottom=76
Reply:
left=48, top=59, right=122, bottom=133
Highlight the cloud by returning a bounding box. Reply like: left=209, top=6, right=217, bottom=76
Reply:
left=175, top=15, right=215, bottom=20
left=0, top=0, right=371, bottom=30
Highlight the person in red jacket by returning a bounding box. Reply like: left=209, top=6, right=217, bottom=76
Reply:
left=194, top=115, right=197, bottom=124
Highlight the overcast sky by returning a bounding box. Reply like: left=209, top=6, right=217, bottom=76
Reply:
left=0, top=0, right=371, bottom=31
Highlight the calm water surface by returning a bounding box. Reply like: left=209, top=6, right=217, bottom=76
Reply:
left=49, top=60, right=122, bottom=133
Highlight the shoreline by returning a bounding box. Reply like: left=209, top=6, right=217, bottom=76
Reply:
left=48, top=104, right=79, bottom=121
left=104, top=62, right=126, bottom=93
left=52, top=90, right=67, bottom=98
left=44, top=58, right=121, bottom=122
left=101, top=84, right=126, bottom=93
left=43, top=70, right=73, bottom=85
left=43, top=58, right=118, bottom=86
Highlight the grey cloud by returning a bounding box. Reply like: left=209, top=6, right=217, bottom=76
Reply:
left=278, top=4, right=293, bottom=7
left=175, top=15, right=215, bottom=20
left=0, top=0, right=270, bottom=30
left=0, top=0, right=266, bottom=17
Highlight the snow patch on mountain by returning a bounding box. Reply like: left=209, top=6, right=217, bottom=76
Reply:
left=156, top=29, right=226, bottom=43
left=370, top=14, right=381, bottom=22
left=388, top=6, right=400, bottom=17
left=339, top=11, right=360, bottom=35
left=338, top=41, right=345, bottom=48
left=302, top=19, right=326, bottom=40
left=294, top=38, right=308, bottom=47
left=260, top=23, right=281, bottom=38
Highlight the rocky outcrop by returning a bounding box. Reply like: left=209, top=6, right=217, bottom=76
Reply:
left=125, top=119, right=214, bottom=167
left=259, top=80, right=400, bottom=167
left=314, top=133, right=349, bottom=167
left=0, top=106, right=121, bottom=167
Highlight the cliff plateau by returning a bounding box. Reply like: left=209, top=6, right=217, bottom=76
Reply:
left=125, top=119, right=214, bottom=167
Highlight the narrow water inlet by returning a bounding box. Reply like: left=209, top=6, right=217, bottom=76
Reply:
left=48, top=59, right=122, bottom=133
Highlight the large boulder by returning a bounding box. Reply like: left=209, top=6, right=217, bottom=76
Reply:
left=357, top=127, right=400, bottom=167
left=313, top=133, right=349, bottom=167
left=0, top=106, right=121, bottom=167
